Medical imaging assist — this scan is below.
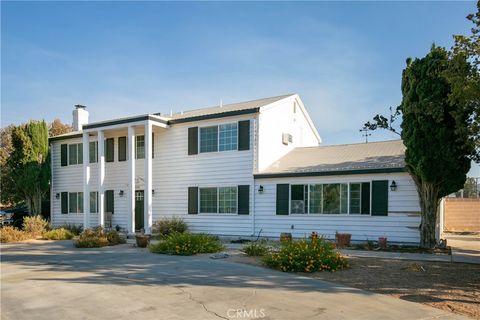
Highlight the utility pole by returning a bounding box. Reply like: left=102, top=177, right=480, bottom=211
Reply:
left=359, top=126, right=371, bottom=143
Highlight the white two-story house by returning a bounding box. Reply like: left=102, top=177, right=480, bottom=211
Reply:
left=50, top=94, right=422, bottom=243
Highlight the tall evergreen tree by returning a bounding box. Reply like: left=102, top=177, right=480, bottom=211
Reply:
left=7, top=121, right=50, bottom=215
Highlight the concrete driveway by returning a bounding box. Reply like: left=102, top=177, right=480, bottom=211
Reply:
left=1, top=241, right=466, bottom=320
left=444, top=233, right=480, bottom=264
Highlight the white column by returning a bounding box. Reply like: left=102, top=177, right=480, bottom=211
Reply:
left=128, top=126, right=136, bottom=233
left=144, top=122, right=153, bottom=234
left=98, top=130, right=105, bottom=227
left=82, top=133, right=90, bottom=228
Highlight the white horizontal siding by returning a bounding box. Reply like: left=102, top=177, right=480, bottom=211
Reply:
left=153, top=114, right=255, bottom=236
left=253, top=173, right=421, bottom=243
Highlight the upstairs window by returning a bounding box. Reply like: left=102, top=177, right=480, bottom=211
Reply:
left=219, top=123, right=238, bottom=151
left=68, top=143, right=83, bottom=165
left=200, top=126, right=218, bottom=153
left=200, top=123, right=239, bottom=153
left=89, top=141, right=98, bottom=163
left=136, top=135, right=145, bottom=159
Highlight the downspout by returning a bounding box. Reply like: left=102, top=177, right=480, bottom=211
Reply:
left=252, top=116, right=260, bottom=237
left=50, top=142, right=54, bottom=226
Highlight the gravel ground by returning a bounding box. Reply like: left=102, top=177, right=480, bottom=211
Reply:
left=226, top=251, right=480, bottom=319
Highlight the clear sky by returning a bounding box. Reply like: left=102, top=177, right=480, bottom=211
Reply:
left=1, top=1, right=479, bottom=175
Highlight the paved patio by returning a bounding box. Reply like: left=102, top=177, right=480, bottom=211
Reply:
left=1, top=241, right=467, bottom=320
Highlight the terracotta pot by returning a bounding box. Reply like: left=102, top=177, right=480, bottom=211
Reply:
left=280, top=232, right=292, bottom=242
left=135, top=235, right=150, bottom=248
left=378, top=237, right=388, bottom=249
left=335, top=233, right=351, bottom=248
left=310, top=232, right=319, bottom=241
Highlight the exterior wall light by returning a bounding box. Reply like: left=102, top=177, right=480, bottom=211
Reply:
left=258, top=185, right=264, bottom=193
left=152, top=189, right=155, bottom=196
left=55, top=193, right=60, bottom=199
left=390, top=180, right=397, bottom=191
left=119, top=190, right=124, bottom=197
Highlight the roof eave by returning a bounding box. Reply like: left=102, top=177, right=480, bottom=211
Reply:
left=253, top=167, right=407, bottom=179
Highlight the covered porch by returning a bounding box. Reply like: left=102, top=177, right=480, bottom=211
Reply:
left=81, top=115, right=168, bottom=234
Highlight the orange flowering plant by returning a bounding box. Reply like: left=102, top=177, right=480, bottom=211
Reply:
left=262, top=236, right=348, bottom=273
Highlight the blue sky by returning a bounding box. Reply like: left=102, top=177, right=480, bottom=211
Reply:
left=2, top=1, right=479, bottom=175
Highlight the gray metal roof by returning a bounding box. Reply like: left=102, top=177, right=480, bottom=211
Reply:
left=162, top=93, right=295, bottom=121
left=258, top=140, right=406, bottom=176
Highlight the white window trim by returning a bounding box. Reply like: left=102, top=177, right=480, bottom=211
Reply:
left=198, top=122, right=239, bottom=154
left=198, top=186, right=238, bottom=215
left=287, top=182, right=373, bottom=217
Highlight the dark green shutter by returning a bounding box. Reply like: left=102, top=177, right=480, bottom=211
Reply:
left=238, top=185, right=250, bottom=215
left=238, top=120, right=250, bottom=151
left=372, top=180, right=388, bottom=216
left=61, top=144, right=68, bottom=166
left=188, top=187, right=198, bottom=214
left=61, top=192, right=68, bottom=214
left=106, top=138, right=114, bottom=162
left=118, top=137, right=126, bottom=161
left=105, top=190, right=114, bottom=214
left=78, top=144, right=83, bottom=164
left=361, top=182, right=370, bottom=215
left=276, top=184, right=289, bottom=215
left=188, top=127, right=198, bottom=155
left=89, top=141, right=97, bottom=163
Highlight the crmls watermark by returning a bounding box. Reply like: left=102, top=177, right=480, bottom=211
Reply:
left=227, top=308, right=266, bottom=319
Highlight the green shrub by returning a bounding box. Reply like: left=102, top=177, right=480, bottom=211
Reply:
left=262, top=237, right=348, bottom=273
left=23, top=216, right=49, bottom=237
left=243, top=240, right=269, bottom=256
left=152, top=217, right=189, bottom=239
left=74, top=227, right=125, bottom=248
left=43, top=228, right=74, bottom=240
left=0, top=226, right=32, bottom=243
left=60, top=223, right=83, bottom=235
left=149, top=232, right=224, bottom=255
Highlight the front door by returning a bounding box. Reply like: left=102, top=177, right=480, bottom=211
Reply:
left=135, top=190, right=144, bottom=231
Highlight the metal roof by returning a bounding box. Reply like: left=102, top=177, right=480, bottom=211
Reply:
left=161, top=93, right=295, bottom=122
left=257, top=140, right=406, bottom=177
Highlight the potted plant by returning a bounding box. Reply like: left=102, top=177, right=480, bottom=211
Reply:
left=378, top=236, right=388, bottom=249
left=310, top=231, right=319, bottom=241
left=135, top=229, right=150, bottom=248
left=335, top=232, right=351, bottom=248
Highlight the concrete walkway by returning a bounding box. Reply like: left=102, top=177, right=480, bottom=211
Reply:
left=1, top=241, right=467, bottom=320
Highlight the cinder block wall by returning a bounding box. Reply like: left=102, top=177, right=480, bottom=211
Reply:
left=444, top=198, right=480, bottom=232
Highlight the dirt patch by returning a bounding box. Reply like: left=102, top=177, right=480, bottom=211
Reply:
left=226, top=251, right=480, bottom=319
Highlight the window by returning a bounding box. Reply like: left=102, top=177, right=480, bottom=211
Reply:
left=349, top=183, right=361, bottom=214
left=200, top=188, right=217, bottom=213
left=291, top=185, right=307, bottom=214
left=218, top=187, right=237, bottom=213
left=136, top=135, right=145, bottom=159
left=309, top=184, right=322, bottom=214
left=89, top=141, right=98, bottom=163
left=68, top=143, right=83, bottom=165
left=219, top=123, right=238, bottom=151
left=69, top=192, right=83, bottom=213
left=90, top=191, right=98, bottom=213
left=288, top=182, right=370, bottom=215
left=200, top=126, right=218, bottom=153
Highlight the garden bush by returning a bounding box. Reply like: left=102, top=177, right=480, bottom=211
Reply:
left=243, top=240, right=269, bottom=256
left=106, top=229, right=126, bottom=245
left=263, top=237, right=348, bottom=273
left=43, top=228, right=74, bottom=240
left=60, top=223, right=83, bottom=235
left=0, top=226, right=32, bottom=243
left=23, top=216, right=49, bottom=237
left=149, top=232, right=224, bottom=255
left=152, top=217, right=188, bottom=239
left=74, top=227, right=124, bottom=248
